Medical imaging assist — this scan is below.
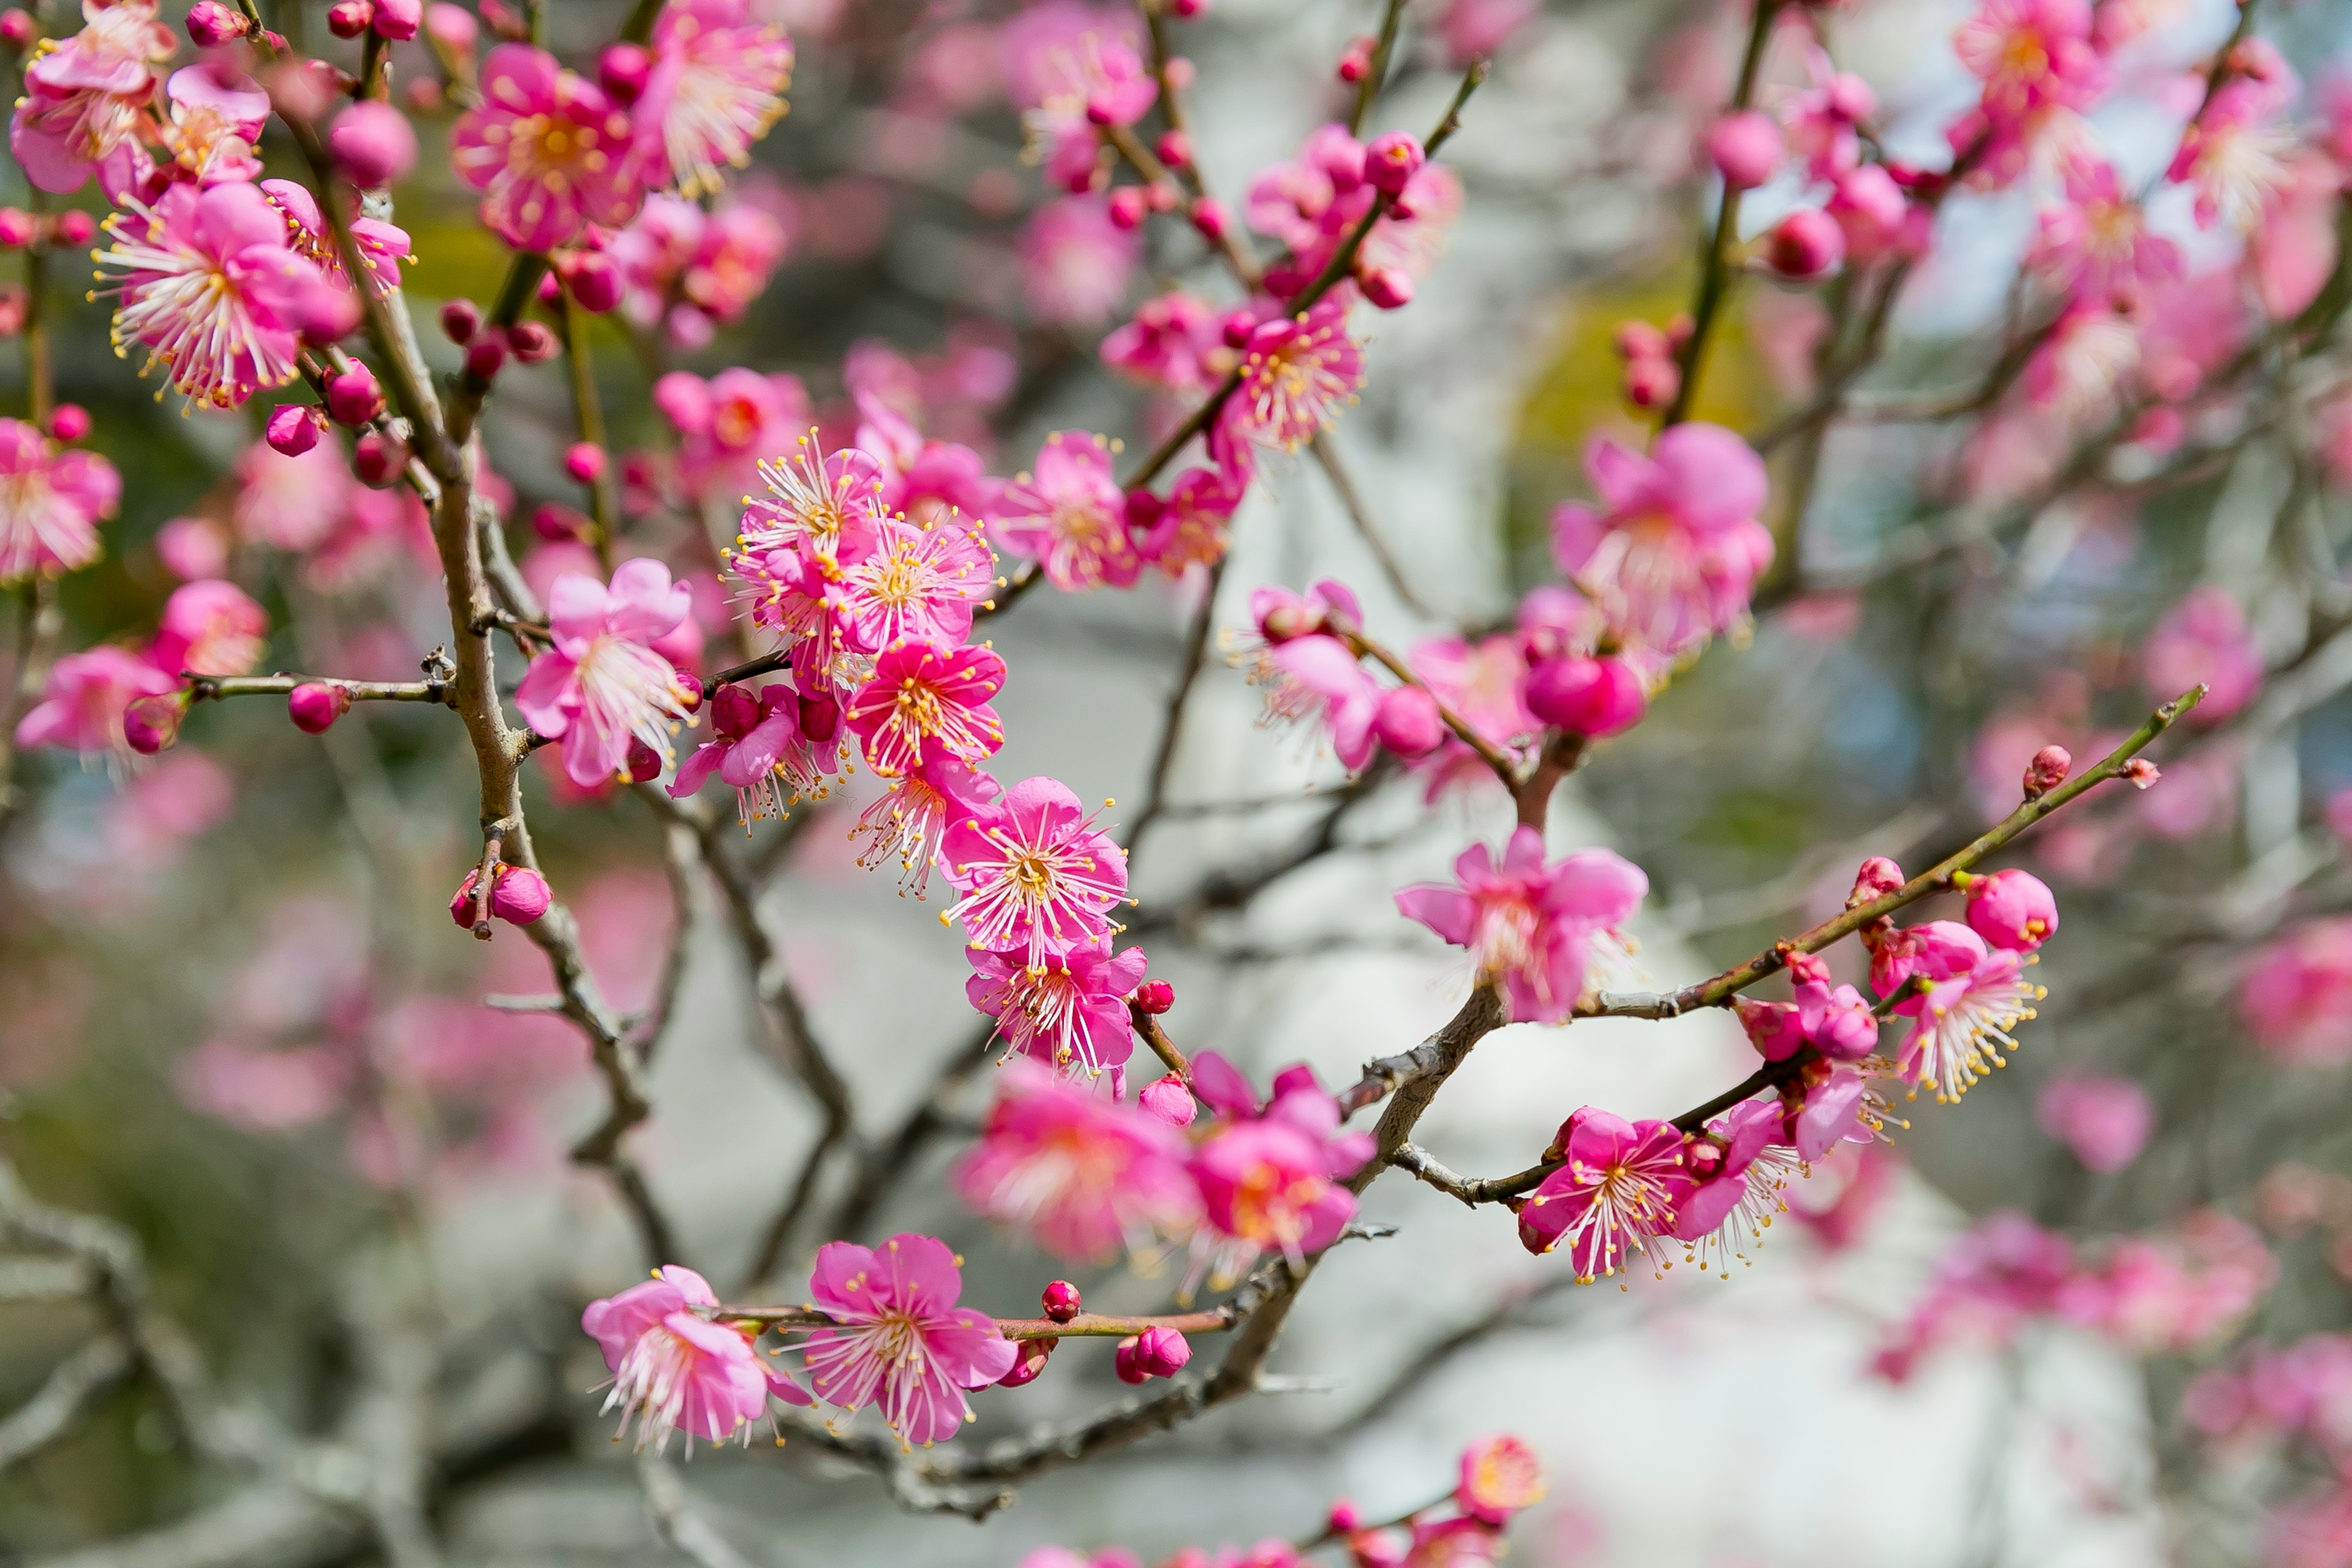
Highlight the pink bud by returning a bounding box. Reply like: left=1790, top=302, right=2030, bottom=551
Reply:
left=1358, top=265, right=1414, bottom=310
left=326, top=0, right=374, bottom=39
left=439, top=298, right=481, bottom=344
left=2023, top=744, right=2071, bottom=799
left=285, top=274, right=363, bottom=347
left=123, top=694, right=181, bottom=755
left=47, top=403, right=88, bottom=443
left=1965, top=868, right=2059, bottom=952
left=1847, top=855, right=1905, bottom=907
left=1364, top=132, right=1425, bottom=195
left=1170, top=0, right=1205, bottom=14
left=1155, top=129, right=1192, bottom=168
left=478, top=0, right=525, bottom=37
left=52, top=210, right=92, bottom=247
left=508, top=321, right=557, bottom=363
left=463, top=337, right=507, bottom=382
left=1041, top=1280, right=1082, bottom=1321
left=1107, top=185, right=1147, bottom=230
left=997, top=1336, right=1055, bottom=1387
left=1336, top=35, right=1375, bottom=83
left=1188, top=197, right=1229, bottom=241
left=371, top=0, right=420, bottom=40
left=625, top=737, right=665, bottom=783
left=0, top=208, right=32, bottom=249
left=1611, top=320, right=1669, bottom=361
left=424, top=2, right=477, bottom=51
left=562, top=251, right=622, bottom=314
left=1621, top=355, right=1679, bottom=410
left=489, top=865, right=551, bottom=925
left=531, top=502, right=584, bottom=541
left=1765, top=208, right=1845, bottom=280
left=1374, top=684, right=1446, bottom=757
left=1328, top=1502, right=1363, bottom=1536
left=564, top=442, right=608, bottom=485
left=536, top=270, right=564, bottom=307
left=1117, top=1327, right=1189, bottom=1381
left=1133, top=978, right=1174, bottom=1014
left=325, top=362, right=384, bottom=426
left=1138, top=1072, right=1195, bottom=1126
left=1733, top=997, right=1806, bottom=1061
left=0, top=9, right=36, bottom=48
left=1523, top=656, right=1646, bottom=736
left=1705, top=110, right=1783, bottom=189
left=353, top=431, right=405, bottom=487
left=2124, top=758, right=2161, bottom=790
left=329, top=101, right=417, bottom=190
left=265, top=403, right=323, bottom=456
left=288, top=680, right=353, bottom=734
left=597, top=42, right=651, bottom=104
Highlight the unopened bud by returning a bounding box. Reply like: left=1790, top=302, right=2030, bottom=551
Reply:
left=0, top=9, right=37, bottom=48
left=439, top=298, right=481, bottom=344
left=625, top=737, right=664, bottom=783
left=1106, top=185, right=1147, bottom=230
left=48, top=404, right=88, bottom=443
left=1363, top=132, right=1425, bottom=195
left=1706, top=109, right=1784, bottom=189
left=1765, top=208, right=1845, bottom=280
left=0, top=208, right=32, bottom=249
left=265, top=402, right=325, bottom=456
left=328, top=100, right=417, bottom=190
left=1155, top=129, right=1192, bottom=168
left=288, top=680, right=353, bottom=734
left=353, top=431, right=405, bottom=487
left=2023, top=744, right=2071, bottom=799
left=1328, top=1502, right=1363, bottom=1536
left=186, top=0, right=247, bottom=45
left=448, top=863, right=551, bottom=931
left=1115, top=1327, right=1189, bottom=1382
left=564, top=441, right=608, bottom=485
left=325, top=362, right=384, bottom=426
left=1139, top=1072, right=1194, bottom=1126
left=463, top=336, right=507, bottom=382
left=1524, top=655, right=1646, bottom=737
left=1847, top=855, right=1905, bottom=907
left=1041, top=1280, right=1082, bottom=1321
left=123, top=694, right=181, bottom=755
left=508, top=320, right=557, bottom=362
left=532, top=502, right=585, bottom=541
left=1188, top=196, right=1229, bottom=242
left=561, top=250, right=622, bottom=314
left=997, top=1336, right=1054, bottom=1387
left=1621, top=355, right=1679, bottom=411
left=1133, top=979, right=1174, bottom=1014
left=52, top=210, right=92, bottom=247
left=326, top=0, right=374, bottom=39
left=371, top=0, right=420, bottom=40
left=1336, top=34, right=1375, bottom=83
left=1358, top=265, right=1414, bottom=311
left=598, top=41, right=650, bottom=104
left=1373, top=683, right=1446, bottom=756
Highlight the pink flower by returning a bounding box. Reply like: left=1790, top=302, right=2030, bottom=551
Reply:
left=612, top=194, right=790, bottom=344
left=2028, top=154, right=2182, bottom=301
left=941, top=775, right=1129, bottom=964
left=1220, top=298, right=1365, bottom=453
left=669, top=680, right=835, bottom=824
left=233, top=436, right=353, bottom=552
left=514, top=559, right=699, bottom=788
left=1394, top=826, right=1647, bottom=1023
left=1673, top=1098, right=1802, bottom=1275
left=1021, top=197, right=1141, bottom=327
left=1892, top=925, right=2046, bottom=1103
left=1265, top=634, right=1384, bottom=771
left=850, top=756, right=1000, bottom=895
left=954, top=1060, right=1200, bottom=1261
left=151, top=579, right=267, bottom=678
left=2144, top=584, right=2262, bottom=722
left=8, top=0, right=175, bottom=197
left=1000, top=2, right=1152, bottom=154
left=582, top=1264, right=808, bottom=1450
left=176, top=1038, right=352, bottom=1131
left=260, top=177, right=412, bottom=299
left=2037, top=1073, right=2154, bottom=1172
left=452, top=44, right=643, bottom=251
left=1412, top=633, right=1536, bottom=752
left=0, top=418, right=119, bottom=583
left=732, top=418, right=876, bottom=559
left=1549, top=423, right=1773, bottom=658
left=2241, top=918, right=2352, bottom=1066
left=1516, top=1108, right=1689, bottom=1279
left=1964, top=867, right=2060, bottom=951
left=846, top=641, right=1007, bottom=778
left=800, top=1234, right=1018, bottom=1447
left=96, top=182, right=330, bottom=410
left=965, top=937, right=1147, bottom=1077
left=635, top=0, right=793, bottom=198
left=2023, top=299, right=2139, bottom=418
left=1131, top=467, right=1240, bottom=578
left=829, top=510, right=995, bottom=651
left=1186, top=1053, right=1370, bottom=1286
left=13, top=646, right=179, bottom=757
left=989, top=431, right=1139, bottom=592
left=1953, top=0, right=2107, bottom=124
left=1456, top=1434, right=1546, bottom=1524
left=1778, top=46, right=1875, bottom=180
left=158, top=63, right=270, bottom=188
left=2169, top=80, right=2296, bottom=232
left=1102, top=292, right=1226, bottom=393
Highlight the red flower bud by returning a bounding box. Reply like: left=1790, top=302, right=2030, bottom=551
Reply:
left=598, top=42, right=650, bottom=104
left=1155, top=129, right=1192, bottom=168
left=1133, top=979, right=1174, bottom=1015
left=564, top=441, right=608, bottom=485
left=1041, top=1280, right=1082, bottom=1321
left=326, top=0, right=374, bottom=39
left=1115, top=1327, right=1190, bottom=1382
left=0, top=9, right=32, bottom=48
left=47, top=404, right=88, bottom=443
left=265, top=402, right=325, bottom=456
left=1373, top=684, right=1446, bottom=756
left=1847, top=855, right=1905, bottom=908
left=532, top=502, right=586, bottom=541
left=625, top=738, right=665, bottom=783
left=508, top=320, right=557, bottom=363
left=325, top=362, right=384, bottom=426
left=1188, top=196, right=1230, bottom=241
left=353, top=431, right=405, bottom=487
left=1524, top=655, right=1646, bottom=736
left=463, top=336, right=507, bottom=382
left=0, top=208, right=33, bottom=249
left=1359, top=265, right=1414, bottom=311
left=996, top=1336, right=1054, bottom=1387
left=123, top=694, right=181, bottom=755
left=186, top=0, right=247, bottom=45
left=2023, top=744, right=2071, bottom=799
left=288, top=681, right=353, bottom=734
left=1363, top=132, right=1425, bottom=195
left=1106, top=185, right=1147, bottom=230
left=439, top=298, right=481, bottom=344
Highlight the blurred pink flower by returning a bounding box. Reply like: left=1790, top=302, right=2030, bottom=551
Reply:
left=956, top=1060, right=1199, bottom=1262
left=636, top=0, right=793, bottom=198
left=1187, top=1054, right=1370, bottom=1286
left=2144, top=584, right=2261, bottom=722
left=0, top=418, right=119, bottom=584
left=1395, top=827, right=1646, bottom=1023
left=1953, top=0, right=2106, bottom=124
left=2242, top=918, right=2352, bottom=1066
left=2028, top=154, right=2180, bottom=301
left=2037, top=1073, right=2155, bottom=1172
left=2169, top=79, right=2296, bottom=232
left=150, top=579, right=267, bottom=679
left=176, top=1038, right=351, bottom=1130
left=15, top=646, right=178, bottom=757
left=1020, top=197, right=1140, bottom=326
left=8, top=0, right=175, bottom=197
left=235, top=437, right=355, bottom=552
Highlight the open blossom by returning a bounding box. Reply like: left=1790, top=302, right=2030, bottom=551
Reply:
left=2029, top=155, right=2181, bottom=301
left=669, top=680, right=831, bottom=823
left=1186, top=1054, right=1371, bottom=1287
left=955, top=1060, right=1199, bottom=1262
left=846, top=641, right=1006, bottom=778
left=636, top=0, right=793, bottom=199
left=1021, top=197, right=1141, bottom=328
left=1413, top=633, right=1536, bottom=753
left=514, top=560, right=699, bottom=788
left=2022, top=299, right=2138, bottom=418
left=1953, top=0, right=2107, bottom=123
left=260, top=178, right=411, bottom=299
left=1674, top=1099, right=1801, bottom=1276
left=154, top=63, right=268, bottom=189
left=8, top=0, right=175, bottom=197
left=234, top=437, right=352, bottom=553
left=2144, top=584, right=2262, bottom=723
left=0, top=418, right=119, bottom=584
left=850, top=756, right=999, bottom=895
left=1517, top=1107, right=1689, bottom=1279
left=1129, top=467, right=1240, bottom=578
left=96, top=182, right=329, bottom=411
left=581, top=1264, right=808, bottom=1451
left=830, top=510, right=995, bottom=650
left=736, top=425, right=880, bottom=560
left=1891, top=923, right=2046, bottom=1102
left=2037, top=1073, right=2155, bottom=1172
left=453, top=44, right=643, bottom=251
left=2170, top=80, right=2296, bottom=232
left=799, top=1234, right=1017, bottom=1447
left=943, top=777, right=1128, bottom=963
left=967, top=937, right=1146, bottom=1077
left=612, top=194, right=790, bottom=345
left=1395, top=827, right=1647, bottom=1023
left=14, top=646, right=179, bottom=758
left=1264, top=634, right=1383, bottom=770
left=150, top=579, right=267, bottom=678
left=1001, top=1, right=1153, bottom=176
left=1779, top=46, right=1875, bottom=179
left=1550, top=423, right=1773, bottom=658
left=989, top=431, right=1139, bottom=592
left=1102, top=292, right=1226, bottom=393
left=2241, top=918, right=2352, bottom=1066
left=1220, top=300, right=1365, bottom=454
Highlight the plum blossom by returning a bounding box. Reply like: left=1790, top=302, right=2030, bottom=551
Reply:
left=514, top=560, right=699, bottom=788
left=582, top=1264, right=809, bottom=1451
left=14, top=646, right=179, bottom=758
left=2171, top=80, right=2297, bottom=232
left=1000, top=1, right=1152, bottom=173
left=453, top=45, right=643, bottom=251
left=1517, top=1107, right=1689, bottom=1280
left=2241, top=918, right=2352, bottom=1066
left=734, top=420, right=877, bottom=561
left=636, top=0, right=794, bottom=198
left=1186, top=1054, right=1372, bottom=1288
left=1130, top=467, right=1241, bottom=578
left=829, top=510, right=995, bottom=651
left=955, top=1060, right=1200, bottom=1262
left=233, top=437, right=353, bottom=553
left=611, top=195, right=790, bottom=346
left=1964, top=868, right=2060, bottom=951
left=799, top=1234, right=1017, bottom=1447
left=260, top=178, right=412, bottom=299
left=1221, top=299, right=1365, bottom=454
left=850, top=757, right=1000, bottom=896
left=150, top=579, right=267, bottom=678
left=1953, top=0, right=2108, bottom=124
left=1779, top=47, right=1875, bottom=180
left=942, top=776, right=1128, bottom=963
left=2028, top=155, right=2180, bottom=300
left=989, top=431, right=1139, bottom=592
left=8, top=0, right=175, bottom=198
left=2144, top=585, right=2263, bottom=723
left=966, top=938, right=1147, bottom=1077
left=845, top=641, right=1006, bottom=778
left=1890, top=923, right=2046, bottom=1102
left=1020, top=197, right=1140, bottom=327
left=0, top=418, right=119, bottom=584
left=669, top=680, right=837, bottom=824
left=1101, top=292, right=1226, bottom=393
left=2037, top=1073, right=2155, bottom=1171
left=1263, top=634, right=1383, bottom=770
left=1395, top=827, right=1648, bottom=1023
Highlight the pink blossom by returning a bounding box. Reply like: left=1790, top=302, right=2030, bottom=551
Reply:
left=846, top=641, right=1007, bottom=778
left=1673, top=1098, right=1802, bottom=1276
left=2037, top=1073, right=2154, bottom=1172
left=157, top=63, right=270, bottom=188
left=1953, top=0, right=2108, bottom=124
left=942, top=775, right=1128, bottom=964
left=2059, top=1212, right=2275, bottom=1354
left=2169, top=79, right=2296, bottom=232
left=1131, top=467, right=1240, bottom=578
left=1778, top=47, right=1875, bottom=181
left=1516, top=1108, right=1689, bottom=1280
left=1549, top=423, right=1773, bottom=658
left=1265, top=634, right=1384, bottom=771
left=611, top=194, right=791, bottom=344
left=8, top=0, right=175, bottom=197
left=669, top=680, right=837, bottom=823
left=1411, top=634, right=1536, bottom=752
left=1892, top=925, right=2046, bottom=1103
left=1457, top=1434, right=1545, bottom=1524
left=1964, top=867, right=2060, bottom=951
left=2028, top=155, right=2181, bottom=302
left=635, top=0, right=793, bottom=198
left=955, top=1060, right=1199, bottom=1261
left=1432, top=0, right=1537, bottom=63
left=829, top=509, right=995, bottom=650
left=850, top=756, right=1000, bottom=895
left=1102, top=292, right=1226, bottom=393
left=733, top=421, right=878, bottom=561
left=582, top=1264, right=807, bottom=1450
left=1022, top=197, right=1140, bottom=327
left=2254, top=153, right=2342, bottom=321
left=259, top=178, right=412, bottom=300
left=1872, top=1212, right=2076, bottom=1381
left=234, top=434, right=355, bottom=552
left=176, top=1038, right=351, bottom=1130
left=1395, top=826, right=1647, bottom=1023
left=800, top=1234, right=1017, bottom=1447
left=150, top=579, right=267, bottom=679
left=514, top=559, right=699, bottom=788
left=965, top=937, right=1147, bottom=1077
left=453, top=44, right=643, bottom=251
left=2144, top=585, right=2261, bottom=722
left=1220, top=299, right=1365, bottom=454
left=2022, top=300, right=2139, bottom=419
left=1186, top=1054, right=1370, bottom=1286
left=96, top=181, right=330, bottom=411
left=14, top=646, right=179, bottom=757
left=0, top=418, right=119, bottom=584
left=989, top=431, right=1139, bottom=592
left=1000, top=2, right=1151, bottom=161
left=2241, top=918, right=2352, bottom=1066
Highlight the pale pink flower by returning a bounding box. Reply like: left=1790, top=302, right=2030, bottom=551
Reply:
left=1186, top=1053, right=1371, bottom=1287
left=2169, top=79, right=2296, bottom=232
left=850, top=756, right=999, bottom=895
left=2241, top=918, right=2352, bottom=1066
left=0, top=418, right=119, bottom=584
left=1020, top=196, right=1141, bottom=327
left=1394, top=826, right=1648, bottom=1024
left=612, top=195, right=791, bottom=344
left=1000, top=1, right=1152, bottom=163
left=2060, top=1212, right=2274, bottom=1354
left=1265, top=633, right=1383, bottom=770
left=96, top=181, right=329, bottom=411
left=1457, top=1434, right=1547, bottom=1524
left=636, top=0, right=793, bottom=198
left=2037, top=1073, right=2154, bottom=1172
left=845, top=641, right=1007, bottom=778
left=2022, top=300, right=2139, bottom=419
left=176, top=1038, right=351, bottom=1131
left=514, top=560, right=699, bottom=788
left=1516, top=1107, right=1689, bottom=1280
left=150, top=579, right=267, bottom=678
left=1412, top=634, right=1537, bottom=752
left=156, top=63, right=269, bottom=188
left=2144, top=585, right=2262, bottom=722
left=1893, top=925, right=2046, bottom=1102
left=941, top=775, right=1128, bottom=964
left=233, top=436, right=353, bottom=553
left=14, top=646, right=178, bottom=757
left=1952, top=0, right=2108, bottom=124
left=1220, top=298, right=1365, bottom=453
left=1779, top=46, right=1876, bottom=181
left=1549, top=423, right=1773, bottom=658
left=2253, top=153, right=2342, bottom=322
left=965, top=938, right=1147, bottom=1078
left=799, top=1234, right=1017, bottom=1447
left=1872, top=1212, right=2076, bottom=1381
left=989, top=431, right=1139, bottom=592
left=8, top=0, right=175, bottom=197
left=582, top=1264, right=809, bottom=1451
left=1432, top=0, right=1537, bottom=65
left=829, top=509, right=995, bottom=650
left=955, top=1060, right=1200, bottom=1262
left=2028, top=154, right=2180, bottom=301
left=453, top=44, right=643, bottom=251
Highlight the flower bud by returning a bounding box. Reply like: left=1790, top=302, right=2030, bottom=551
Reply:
left=1621, top=355, right=1679, bottom=410
left=2127, top=758, right=2165, bottom=790
left=1118, top=1327, right=1189, bottom=1381
left=326, top=0, right=374, bottom=39
left=2023, top=744, right=2071, bottom=799
left=1524, top=655, right=1645, bottom=737
left=490, top=865, right=550, bottom=924
left=123, top=694, right=181, bottom=755
left=463, top=336, right=507, bottom=382
left=1336, top=34, right=1375, bottom=83
left=1170, top=0, right=1205, bottom=15
left=625, top=737, right=665, bottom=783
left=1612, top=320, right=1669, bottom=361
left=285, top=274, right=363, bottom=347
left=1705, top=110, right=1783, bottom=189
left=329, top=101, right=417, bottom=190
left=1041, top=1280, right=1082, bottom=1321
left=1847, top=855, right=1904, bottom=907
left=288, top=680, right=353, bottom=734
left=1133, top=978, right=1174, bottom=1014
left=439, top=298, right=481, bottom=344
left=1328, top=1502, right=1363, bottom=1536
left=1364, top=132, right=1425, bottom=195
left=265, top=402, right=325, bottom=456
left=48, top=404, right=88, bottom=443
left=1188, top=196, right=1229, bottom=241
left=1138, top=1072, right=1195, bottom=1126
left=1966, top=868, right=2059, bottom=952
left=371, top=0, right=421, bottom=40
left=1374, top=684, right=1446, bottom=757
left=0, top=208, right=32, bottom=249
left=597, top=41, right=651, bottom=104
left=353, top=431, right=405, bottom=487
left=531, top=502, right=585, bottom=541
left=508, top=320, right=557, bottom=363
left=1107, top=184, right=1147, bottom=231
left=997, top=1336, right=1054, bottom=1387
left=1155, top=129, right=1192, bottom=168
left=561, top=251, right=622, bottom=314
left=425, top=2, right=478, bottom=52
left=186, top=2, right=248, bottom=46
left=1358, top=265, right=1414, bottom=310
left=1734, top=996, right=1806, bottom=1061
left=325, top=362, right=384, bottom=426
left=565, top=441, right=608, bottom=485
left=537, top=270, right=564, bottom=308
left=0, top=9, right=32, bottom=49
left=53, top=210, right=93, bottom=247
left=1765, top=207, right=1845, bottom=280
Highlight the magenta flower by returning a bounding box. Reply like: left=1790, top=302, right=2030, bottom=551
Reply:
left=1131, top=466, right=1241, bottom=578
left=2240, top=918, right=2352, bottom=1066
left=260, top=178, right=412, bottom=300
left=1516, top=1107, right=1689, bottom=1280
left=735, top=424, right=881, bottom=560
left=2028, top=155, right=2182, bottom=302
left=154, top=63, right=270, bottom=189
left=1267, top=634, right=1383, bottom=771
left=151, top=579, right=268, bottom=679
left=1395, top=827, right=1648, bottom=1023
left=1777, top=46, right=1875, bottom=181
left=635, top=0, right=793, bottom=198
left=799, top=1234, right=1018, bottom=1447
left=514, top=559, right=699, bottom=788
left=1549, top=423, right=1773, bottom=658
left=1953, top=0, right=2107, bottom=124
left=1220, top=300, right=1365, bottom=453
left=8, top=0, right=175, bottom=197
left=96, top=182, right=330, bottom=411
left=1893, top=925, right=2046, bottom=1103
left=941, top=775, right=1129, bottom=963
left=1412, top=633, right=1537, bottom=752
left=0, top=418, right=120, bottom=584
left=2037, top=1073, right=2155, bottom=1172
left=850, top=756, right=1000, bottom=897
left=2145, top=584, right=2263, bottom=723
left=954, top=1060, right=1200, bottom=1262
left=14, top=646, right=179, bottom=758
left=612, top=195, right=788, bottom=345
left=1964, top=868, right=2060, bottom=952
left=2169, top=80, right=2296, bottom=232
left=582, top=1263, right=809, bottom=1452
left=1020, top=197, right=1142, bottom=328
left=1673, top=1099, right=1801, bottom=1276
left=669, top=680, right=837, bottom=824
left=1102, top=292, right=1227, bottom=394
left=965, top=937, right=1148, bottom=1077
left=829, top=510, right=996, bottom=652
left=452, top=44, right=643, bottom=251
left=989, top=431, right=1138, bottom=592
left=846, top=641, right=1007, bottom=778
left=1186, top=1054, right=1371, bottom=1287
